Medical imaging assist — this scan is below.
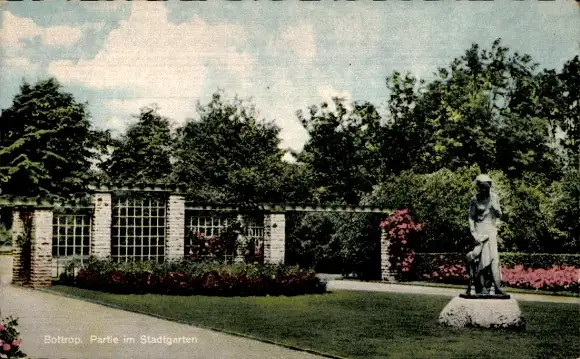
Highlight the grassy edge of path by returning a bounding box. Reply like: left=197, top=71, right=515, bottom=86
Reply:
left=38, top=286, right=347, bottom=359
left=41, top=285, right=580, bottom=359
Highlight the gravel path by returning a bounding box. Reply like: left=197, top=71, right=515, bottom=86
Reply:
left=0, top=285, right=324, bottom=359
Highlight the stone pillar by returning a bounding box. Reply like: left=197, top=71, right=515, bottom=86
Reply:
left=11, top=209, right=30, bottom=284
left=165, top=194, right=185, bottom=261
left=381, top=229, right=397, bottom=282
left=29, top=209, right=53, bottom=288
left=91, top=193, right=112, bottom=259
left=263, top=213, right=285, bottom=264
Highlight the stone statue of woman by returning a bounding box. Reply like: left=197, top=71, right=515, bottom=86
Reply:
left=465, top=174, right=505, bottom=296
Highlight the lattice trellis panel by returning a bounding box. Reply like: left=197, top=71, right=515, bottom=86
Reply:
left=52, top=213, right=91, bottom=277
left=111, top=197, right=166, bottom=262
left=186, top=211, right=235, bottom=238
left=184, top=211, right=265, bottom=262
left=185, top=211, right=235, bottom=261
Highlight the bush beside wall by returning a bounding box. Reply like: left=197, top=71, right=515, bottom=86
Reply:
left=62, top=257, right=327, bottom=296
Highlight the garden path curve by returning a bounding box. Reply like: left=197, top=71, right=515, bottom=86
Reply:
left=0, top=285, right=324, bottom=359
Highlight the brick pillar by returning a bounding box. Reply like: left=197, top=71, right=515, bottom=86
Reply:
left=165, top=194, right=185, bottom=262
left=11, top=209, right=31, bottom=284
left=381, top=229, right=397, bottom=282
left=91, top=193, right=111, bottom=259
left=263, top=213, right=285, bottom=264
left=29, top=209, right=53, bottom=288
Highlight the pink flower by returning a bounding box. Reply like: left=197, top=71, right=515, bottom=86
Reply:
left=11, top=339, right=20, bottom=347
left=2, top=343, right=10, bottom=351
left=0, top=324, right=4, bottom=331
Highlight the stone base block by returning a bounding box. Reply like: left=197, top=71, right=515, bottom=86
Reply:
left=439, top=296, right=525, bottom=329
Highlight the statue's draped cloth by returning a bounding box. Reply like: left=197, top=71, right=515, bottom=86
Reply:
left=469, top=196, right=500, bottom=275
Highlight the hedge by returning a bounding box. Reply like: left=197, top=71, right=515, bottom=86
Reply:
left=411, top=252, right=580, bottom=293
left=61, top=257, right=327, bottom=296
left=414, top=252, right=580, bottom=274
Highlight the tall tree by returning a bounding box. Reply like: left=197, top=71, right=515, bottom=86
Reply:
left=295, top=99, right=384, bottom=205
left=173, top=91, right=287, bottom=203
left=0, top=78, right=109, bottom=198
left=100, top=105, right=174, bottom=187
left=544, top=55, right=580, bottom=170
left=383, top=39, right=562, bottom=181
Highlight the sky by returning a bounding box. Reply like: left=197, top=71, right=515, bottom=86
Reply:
left=1, top=0, right=579, bottom=157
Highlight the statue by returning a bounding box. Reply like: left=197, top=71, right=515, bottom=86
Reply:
left=464, top=174, right=506, bottom=297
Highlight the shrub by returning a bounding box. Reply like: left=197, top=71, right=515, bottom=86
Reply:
left=69, top=257, right=326, bottom=296
left=0, top=316, right=27, bottom=358
left=554, top=168, right=580, bottom=253
left=379, top=209, right=423, bottom=281
left=502, top=265, right=579, bottom=292
left=285, top=212, right=343, bottom=273
left=0, top=226, right=11, bottom=247
left=371, top=166, right=569, bottom=254
left=411, top=252, right=580, bottom=292
left=336, top=212, right=382, bottom=280
left=372, top=166, right=481, bottom=253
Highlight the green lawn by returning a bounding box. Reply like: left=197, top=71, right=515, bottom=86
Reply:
left=49, top=285, right=579, bottom=359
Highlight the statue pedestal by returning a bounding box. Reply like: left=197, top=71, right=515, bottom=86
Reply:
left=439, top=296, right=525, bottom=329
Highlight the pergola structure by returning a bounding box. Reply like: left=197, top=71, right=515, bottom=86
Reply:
left=1, top=187, right=396, bottom=288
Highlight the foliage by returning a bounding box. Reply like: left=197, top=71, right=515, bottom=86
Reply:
left=172, top=91, right=287, bottom=203
left=379, top=209, right=423, bottom=281
left=554, top=168, right=580, bottom=253
left=68, top=257, right=326, bottom=296
left=187, top=231, right=233, bottom=263
left=371, top=166, right=570, bottom=254
left=286, top=212, right=382, bottom=279
left=383, top=39, right=562, bottom=181
left=336, top=212, right=382, bottom=280
left=0, top=226, right=10, bottom=247
left=372, top=166, right=479, bottom=252
left=285, top=212, right=342, bottom=273
left=295, top=99, right=384, bottom=204
left=412, top=252, right=580, bottom=292
left=502, top=265, right=579, bottom=292
left=0, top=316, right=27, bottom=358
left=0, top=78, right=111, bottom=198
left=540, top=55, right=580, bottom=169
left=100, top=105, right=174, bottom=187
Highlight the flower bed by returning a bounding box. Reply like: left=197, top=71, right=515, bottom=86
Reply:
left=0, top=317, right=26, bottom=358
left=63, top=257, right=326, bottom=296
left=412, top=253, right=580, bottom=293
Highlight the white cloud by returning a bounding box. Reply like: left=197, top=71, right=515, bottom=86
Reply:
left=47, top=3, right=253, bottom=127
left=276, top=23, right=316, bottom=63
left=104, top=98, right=196, bottom=129
left=0, top=11, right=82, bottom=50
left=1, top=56, right=40, bottom=73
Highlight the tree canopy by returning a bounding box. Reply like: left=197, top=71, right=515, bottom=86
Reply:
left=100, top=105, right=174, bottom=187
left=0, top=79, right=109, bottom=198
left=172, top=91, right=287, bottom=203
